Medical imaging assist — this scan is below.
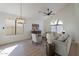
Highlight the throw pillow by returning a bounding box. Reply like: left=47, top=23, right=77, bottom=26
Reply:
left=57, top=33, right=69, bottom=42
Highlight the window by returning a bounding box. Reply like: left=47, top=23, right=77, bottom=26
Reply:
left=50, top=19, right=63, bottom=33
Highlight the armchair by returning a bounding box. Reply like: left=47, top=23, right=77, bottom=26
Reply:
left=46, top=32, right=72, bottom=56
left=53, top=36, right=72, bottom=56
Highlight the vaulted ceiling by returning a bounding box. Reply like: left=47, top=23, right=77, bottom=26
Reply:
left=0, top=3, right=68, bottom=20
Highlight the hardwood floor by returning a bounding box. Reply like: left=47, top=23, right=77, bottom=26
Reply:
left=0, top=39, right=46, bottom=56
left=0, top=39, right=78, bottom=56
left=69, top=42, right=77, bottom=56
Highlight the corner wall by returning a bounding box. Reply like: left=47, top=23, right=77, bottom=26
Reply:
left=44, top=4, right=79, bottom=43
left=0, top=11, right=44, bottom=45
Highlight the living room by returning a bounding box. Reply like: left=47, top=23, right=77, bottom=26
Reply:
left=0, top=3, right=79, bottom=56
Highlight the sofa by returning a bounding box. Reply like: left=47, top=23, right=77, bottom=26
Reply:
left=46, top=32, right=72, bottom=56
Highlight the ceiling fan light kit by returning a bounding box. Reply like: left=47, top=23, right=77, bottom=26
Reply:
left=39, top=8, right=55, bottom=16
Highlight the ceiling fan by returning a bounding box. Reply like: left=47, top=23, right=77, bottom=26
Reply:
left=39, top=8, right=55, bottom=16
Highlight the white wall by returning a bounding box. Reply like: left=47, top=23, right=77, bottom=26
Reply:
left=0, top=3, right=69, bottom=45
left=24, top=18, right=44, bottom=35
left=0, top=11, right=30, bottom=45
left=0, top=11, right=44, bottom=45
left=74, top=4, right=79, bottom=43
left=0, top=11, right=16, bottom=35
left=44, top=4, right=79, bottom=43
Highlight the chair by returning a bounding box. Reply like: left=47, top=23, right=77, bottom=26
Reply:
left=46, top=32, right=72, bottom=56
left=53, top=36, right=72, bottom=56
left=32, top=33, right=42, bottom=43
left=46, top=32, right=59, bottom=44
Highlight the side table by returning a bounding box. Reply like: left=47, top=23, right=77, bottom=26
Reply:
left=46, top=42, right=55, bottom=56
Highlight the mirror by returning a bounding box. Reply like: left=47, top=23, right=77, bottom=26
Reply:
left=5, top=18, right=24, bottom=35
left=15, top=18, right=24, bottom=34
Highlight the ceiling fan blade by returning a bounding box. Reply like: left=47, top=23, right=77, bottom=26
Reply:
left=43, top=12, right=48, bottom=14
left=52, top=8, right=54, bottom=11
left=51, top=13, right=55, bottom=15
left=50, top=11, right=52, bottom=14
left=38, top=11, right=43, bottom=13
left=47, top=8, right=49, bottom=10
left=47, top=8, right=49, bottom=11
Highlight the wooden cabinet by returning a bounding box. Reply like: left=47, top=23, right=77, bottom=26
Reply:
left=46, top=43, right=55, bottom=56
left=31, top=31, right=42, bottom=43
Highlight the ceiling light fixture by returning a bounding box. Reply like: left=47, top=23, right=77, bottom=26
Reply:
left=16, top=3, right=24, bottom=24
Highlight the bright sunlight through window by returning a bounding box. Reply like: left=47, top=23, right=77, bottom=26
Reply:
left=50, top=19, right=63, bottom=33
left=0, top=45, right=18, bottom=56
